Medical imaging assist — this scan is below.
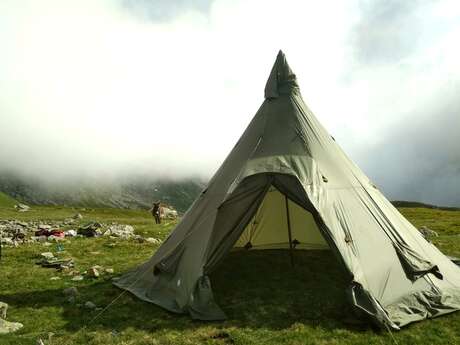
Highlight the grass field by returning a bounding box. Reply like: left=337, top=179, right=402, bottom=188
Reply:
left=0, top=192, right=16, bottom=208
left=1, top=204, right=460, bottom=345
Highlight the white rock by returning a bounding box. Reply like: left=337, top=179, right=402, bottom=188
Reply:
left=146, top=237, right=162, bottom=244
left=106, top=224, right=135, bottom=238
left=0, top=319, right=23, bottom=334
left=134, top=235, right=145, bottom=243
left=41, top=252, right=55, bottom=260
left=48, top=235, right=64, bottom=242
left=73, top=213, right=83, bottom=219
left=0, top=238, right=13, bottom=245
left=162, top=207, right=178, bottom=219
left=0, top=302, right=8, bottom=319
left=15, top=203, right=30, bottom=212
left=65, top=230, right=77, bottom=237
left=71, top=275, right=84, bottom=281
left=88, top=267, right=100, bottom=278
left=84, top=301, right=96, bottom=309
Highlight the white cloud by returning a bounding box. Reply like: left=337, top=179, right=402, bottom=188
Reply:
left=0, top=0, right=459, bottom=204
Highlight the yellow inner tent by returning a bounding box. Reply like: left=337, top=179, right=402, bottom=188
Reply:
left=234, top=186, right=329, bottom=250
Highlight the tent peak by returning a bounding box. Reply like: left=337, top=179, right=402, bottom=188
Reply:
left=264, top=50, right=299, bottom=99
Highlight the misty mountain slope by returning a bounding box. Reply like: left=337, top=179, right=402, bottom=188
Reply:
left=392, top=200, right=460, bottom=211
left=0, top=191, right=17, bottom=207
left=0, top=173, right=205, bottom=212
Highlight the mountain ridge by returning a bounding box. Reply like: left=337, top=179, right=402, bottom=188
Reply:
left=0, top=173, right=205, bottom=213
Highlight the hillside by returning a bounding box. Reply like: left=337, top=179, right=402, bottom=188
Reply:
left=0, top=191, right=17, bottom=207
left=0, top=173, right=205, bottom=213
left=391, top=200, right=460, bottom=211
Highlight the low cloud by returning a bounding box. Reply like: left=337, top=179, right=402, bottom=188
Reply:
left=0, top=0, right=459, bottom=205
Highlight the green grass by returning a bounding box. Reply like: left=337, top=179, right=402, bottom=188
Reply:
left=1, top=205, right=460, bottom=344
left=0, top=192, right=17, bottom=207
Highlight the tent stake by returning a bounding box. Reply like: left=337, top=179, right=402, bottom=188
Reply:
left=285, top=195, right=294, bottom=267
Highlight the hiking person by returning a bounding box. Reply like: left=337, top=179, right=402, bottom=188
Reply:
left=151, top=201, right=162, bottom=224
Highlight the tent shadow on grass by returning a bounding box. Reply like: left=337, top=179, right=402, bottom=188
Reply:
left=3, top=250, right=370, bottom=335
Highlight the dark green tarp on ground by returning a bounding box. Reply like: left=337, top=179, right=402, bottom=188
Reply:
left=115, top=51, right=460, bottom=329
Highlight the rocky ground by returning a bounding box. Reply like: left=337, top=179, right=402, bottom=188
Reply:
left=0, top=214, right=162, bottom=248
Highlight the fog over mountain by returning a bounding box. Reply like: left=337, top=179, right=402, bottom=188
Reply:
left=0, top=0, right=459, bottom=207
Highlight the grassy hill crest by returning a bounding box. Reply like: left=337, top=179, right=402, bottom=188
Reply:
left=0, top=191, right=17, bottom=207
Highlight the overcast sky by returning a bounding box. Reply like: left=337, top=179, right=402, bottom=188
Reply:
left=0, top=0, right=459, bottom=205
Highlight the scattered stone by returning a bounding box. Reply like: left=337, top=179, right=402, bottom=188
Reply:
left=50, top=276, right=61, bottom=281
left=0, top=238, right=14, bottom=246
left=71, top=275, right=84, bottom=282
left=162, top=206, right=178, bottom=219
left=0, top=301, right=23, bottom=334
left=36, top=338, right=45, bottom=345
left=73, top=213, right=83, bottom=219
left=41, top=252, right=55, bottom=260
left=146, top=237, right=162, bottom=244
left=0, top=319, right=24, bottom=334
left=105, top=268, right=114, bottom=274
left=38, top=257, right=74, bottom=270
left=0, top=302, right=8, bottom=319
left=105, top=224, right=135, bottom=239
left=134, top=235, right=145, bottom=243
left=84, top=301, right=96, bottom=309
left=65, top=229, right=77, bottom=237
left=67, top=296, right=76, bottom=304
left=14, top=203, right=30, bottom=212
left=63, top=287, right=79, bottom=297
left=88, top=267, right=100, bottom=278
left=48, top=235, right=65, bottom=242
left=38, top=224, right=52, bottom=230
left=419, top=226, right=439, bottom=239
left=1, top=219, right=139, bottom=246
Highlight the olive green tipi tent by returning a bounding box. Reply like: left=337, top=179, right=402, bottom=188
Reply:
left=115, top=51, right=460, bottom=329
